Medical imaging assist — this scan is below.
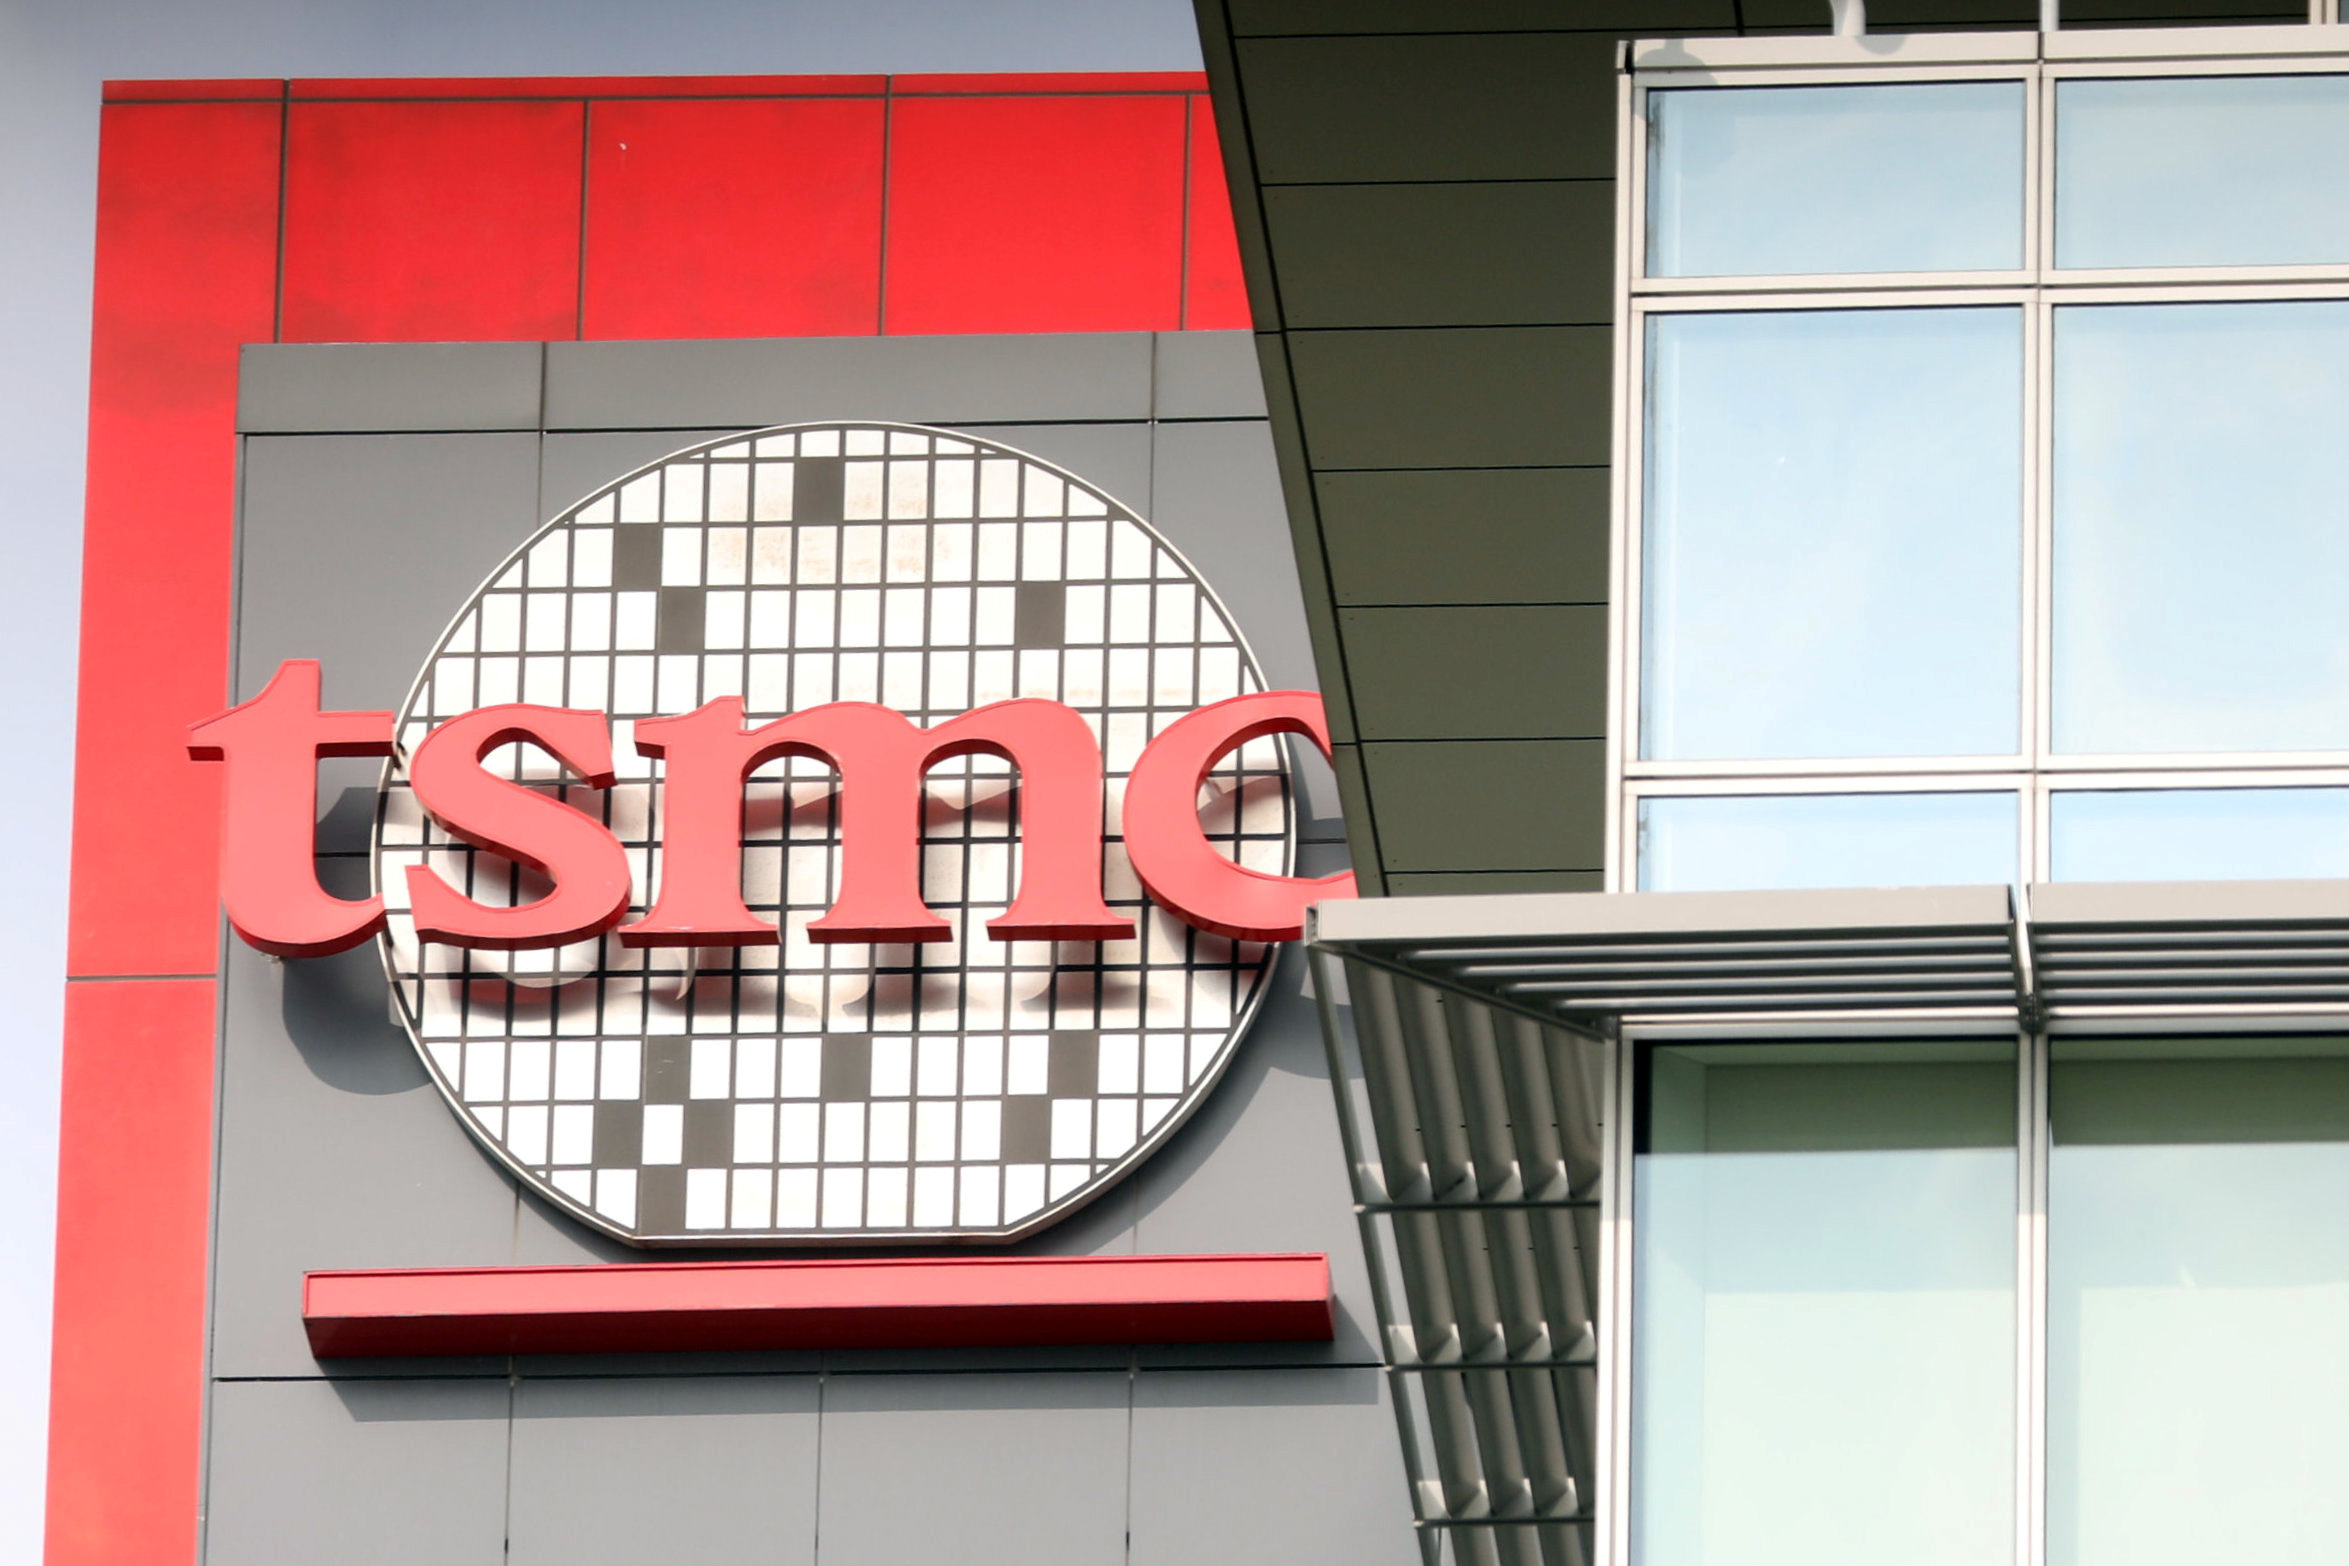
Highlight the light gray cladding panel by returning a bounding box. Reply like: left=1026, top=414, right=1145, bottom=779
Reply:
left=234, top=432, right=544, bottom=710
left=507, top=1376, right=820, bottom=1566
left=815, top=1373, right=1131, bottom=1566
left=1134, top=956, right=1382, bottom=1366
left=203, top=1377, right=509, bottom=1566
left=1129, top=1367, right=1420, bottom=1566
left=209, top=922, right=520, bottom=1380
left=1153, top=329, right=1270, bottom=419
left=541, top=333, right=1157, bottom=430
left=237, top=342, right=545, bottom=434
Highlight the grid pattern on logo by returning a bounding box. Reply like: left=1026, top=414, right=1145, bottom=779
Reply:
left=371, top=424, right=1293, bottom=1242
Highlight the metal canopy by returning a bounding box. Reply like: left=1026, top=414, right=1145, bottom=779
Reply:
left=1306, top=879, right=2349, bottom=1566
left=1312, top=880, right=2349, bottom=1033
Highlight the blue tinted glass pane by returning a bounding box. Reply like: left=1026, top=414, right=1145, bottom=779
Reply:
left=1643, top=309, right=2021, bottom=761
left=2057, top=75, right=2349, bottom=269
left=1638, top=793, right=2018, bottom=892
left=1648, top=82, right=2025, bottom=277
left=1637, top=1044, right=2016, bottom=1566
left=2051, top=788, right=2349, bottom=881
left=2052, top=302, right=2349, bottom=755
left=2051, top=1045, right=2349, bottom=1566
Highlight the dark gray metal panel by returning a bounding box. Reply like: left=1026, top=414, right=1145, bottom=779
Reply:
left=1285, top=327, right=1613, bottom=471
left=1249, top=333, right=1358, bottom=746
left=1226, top=0, right=1736, bottom=32
left=1233, top=32, right=1620, bottom=184
left=202, top=1377, right=508, bottom=1566
left=543, top=334, right=1155, bottom=431
left=1317, top=468, right=1610, bottom=608
left=1153, top=329, right=1269, bottom=420
left=1133, top=957, right=1381, bottom=1366
left=209, top=929, right=521, bottom=1379
left=1362, top=739, right=1607, bottom=874
left=1153, top=420, right=1348, bottom=833
left=1128, top=1368, right=1420, bottom=1566
left=816, top=1373, right=1132, bottom=1566
left=237, top=343, right=545, bottom=434
left=507, top=1377, right=819, bottom=1566
left=1265, top=182, right=1615, bottom=330
left=236, top=432, right=545, bottom=710
left=1389, top=870, right=1606, bottom=895
left=1341, top=604, right=1609, bottom=741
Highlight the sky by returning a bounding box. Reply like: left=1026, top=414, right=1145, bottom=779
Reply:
left=0, top=1, right=1201, bottom=1553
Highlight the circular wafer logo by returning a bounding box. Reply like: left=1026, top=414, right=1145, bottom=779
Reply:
left=370, top=423, right=1296, bottom=1244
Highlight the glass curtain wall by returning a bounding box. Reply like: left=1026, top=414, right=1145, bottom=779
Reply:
left=1619, top=41, right=2349, bottom=1566
left=1622, top=59, right=2349, bottom=895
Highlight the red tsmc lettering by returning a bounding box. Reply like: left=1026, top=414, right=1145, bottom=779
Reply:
left=189, top=661, right=1357, bottom=957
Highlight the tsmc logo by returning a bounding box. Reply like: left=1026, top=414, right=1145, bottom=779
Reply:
left=195, top=422, right=1345, bottom=1245
left=190, top=662, right=1353, bottom=959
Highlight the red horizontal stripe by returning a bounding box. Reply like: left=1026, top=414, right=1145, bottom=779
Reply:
left=892, top=71, right=1208, bottom=96
left=304, top=1253, right=1333, bottom=1357
left=288, top=74, right=888, bottom=100
left=101, top=80, right=283, bottom=103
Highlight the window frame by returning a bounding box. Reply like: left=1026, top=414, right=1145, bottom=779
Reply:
left=1609, top=36, right=2349, bottom=897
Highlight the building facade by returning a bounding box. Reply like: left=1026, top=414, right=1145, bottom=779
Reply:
left=48, top=8, right=2349, bottom=1566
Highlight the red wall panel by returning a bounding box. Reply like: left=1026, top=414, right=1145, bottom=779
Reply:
left=70, top=100, right=281, bottom=978
left=583, top=97, right=886, bottom=341
left=44, top=982, right=218, bottom=1566
left=883, top=93, right=1189, bottom=336
left=59, top=71, right=1257, bottom=1566
left=1184, top=99, right=1251, bottom=331
left=281, top=101, right=586, bottom=343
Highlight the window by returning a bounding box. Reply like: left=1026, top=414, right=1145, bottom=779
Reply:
left=1620, top=43, right=2349, bottom=895
left=2050, top=1039, right=2349, bottom=1565
left=1634, top=1041, right=2018, bottom=1566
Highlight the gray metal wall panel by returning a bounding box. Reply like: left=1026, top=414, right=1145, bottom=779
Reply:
left=1132, top=965, right=1383, bottom=1367
left=209, top=930, right=521, bottom=1381
left=237, top=342, right=545, bottom=434
left=1129, top=1368, right=1420, bottom=1565
left=542, top=334, right=1156, bottom=430
left=1153, top=329, right=1270, bottom=420
left=508, top=1377, right=821, bottom=1566
left=210, top=335, right=1387, bottom=1564
left=815, top=1373, right=1131, bottom=1566
left=235, top=433, right=545, bottom=709
left=204, top=1378, right=509, bottom=1566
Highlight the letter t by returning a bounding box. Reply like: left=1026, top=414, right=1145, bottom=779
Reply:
left=186, top=659, right=396, bottom=957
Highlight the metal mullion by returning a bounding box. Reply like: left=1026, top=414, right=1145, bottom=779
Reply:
left=1594, top=1028, right=1632, bottom=1566
left=2041, top=275, right=2349, bottom=305
left=1633, top=270, right=2034, bottom=299
left=2011, top=1024, right=2050, bottom=1566
left=2027, top=275, right=2056, bottom=879
left=2045, top=47, right=2349, bottom=78
left=1623, top=771, right=2029, bottom=798
left=1625, top=753, right=2026, bottom=780
left=1632, top=283, right=2037, bottom=316
left=1607, top=68, right=1642, bottom=896
left=1633, top=58, right=2042, bottom=94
